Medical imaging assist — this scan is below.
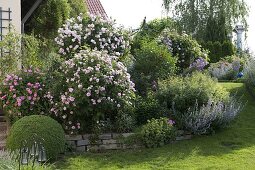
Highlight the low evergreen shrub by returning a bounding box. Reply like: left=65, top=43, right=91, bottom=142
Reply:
left=6, top=115, right=65, bottom=160
left=140, top=118, right=176, bottom=148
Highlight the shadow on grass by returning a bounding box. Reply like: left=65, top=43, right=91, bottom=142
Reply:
left=56, top=83, right=255, bottom=169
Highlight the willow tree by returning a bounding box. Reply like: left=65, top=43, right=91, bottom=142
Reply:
left=162, top=0, right=249, bottom=41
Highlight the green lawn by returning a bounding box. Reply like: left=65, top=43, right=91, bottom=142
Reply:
left=55, top=83, right=255, bottom=170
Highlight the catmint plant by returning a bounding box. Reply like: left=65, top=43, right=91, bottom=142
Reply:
left=209, top=61, right=235, bottom=80
left=189, top=57, right=208, bottom=71
left=176, top=97, right=243, bottom=135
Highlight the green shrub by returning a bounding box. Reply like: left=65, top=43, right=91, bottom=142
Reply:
left=0, top=31, right=59, bottom=78
left=160, top=32, right=208, bottom=73
left=21, top=35, right=58, bottom=70
left=27, top=0, right=70, bottom=39
left=222, top=41, right=235, bottom=58
left=68, top=0, right=87, bottom=18
left=202, top=41, right=235, bottom=63
left=131, top=18, right=178, bottom=54
left=113, top=112, right=136, bottom=133
left=131, top=40, right=176, bottom=95
left=139, top=18, right=177, bottom=39
left=0, top=31, right=21, bottom=79
left=157, top=72, right=230, bottom=128
left=21, top=34, right=43, bottom=68
left=140, top=118, right=176, bottom=148
left=6, top=115, right=65, bottom=160
left=212, top=41, right=222, bottom=63
left=135, top=95, right=169, bottom=125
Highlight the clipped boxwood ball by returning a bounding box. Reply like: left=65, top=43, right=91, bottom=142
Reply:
left=7, top=115, right=65, bottom=160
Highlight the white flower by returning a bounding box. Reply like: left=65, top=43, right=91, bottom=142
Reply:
left=91, top=39, right=96, bottom=44
left=68, top=88, right=74, bottom=93
left=78, top=84, right=83, bottom=89
left=86, top=92, right=91, bottom=97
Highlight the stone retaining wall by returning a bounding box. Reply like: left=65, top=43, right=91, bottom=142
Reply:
left=66, top=133, right=135, bottom=152
left=66, top=131, right=192, bottom=152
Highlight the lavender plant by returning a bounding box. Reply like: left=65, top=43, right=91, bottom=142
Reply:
left=179, top=97, right=243, bottom=135
left=209, top=61, right=236, bottom=80
left=213, top=97, right=243, bottom=128
left=180, top=100, right=219, bottom=135
left=189, top=57, right=209, bottom=71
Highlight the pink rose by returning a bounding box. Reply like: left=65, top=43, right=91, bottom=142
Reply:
left=1, top=95, right=7, bottom=100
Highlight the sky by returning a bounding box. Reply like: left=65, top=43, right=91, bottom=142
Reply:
left=101, top=0, right=255, bottom=52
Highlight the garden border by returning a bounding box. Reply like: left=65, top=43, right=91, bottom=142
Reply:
left=66, top=131, right=193, bottom=152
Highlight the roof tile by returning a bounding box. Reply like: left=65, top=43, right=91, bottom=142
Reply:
left=86, top=0, right=107, bottom=18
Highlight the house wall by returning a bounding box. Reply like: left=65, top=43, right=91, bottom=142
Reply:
left=0, top=0, right=21, bottom=35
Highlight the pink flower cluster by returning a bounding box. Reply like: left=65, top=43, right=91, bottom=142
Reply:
left=0, top=68, right=44, bottom=117
left=55, top=13, right=131, bottom=59
left=46, top=50, right=135, bottom=134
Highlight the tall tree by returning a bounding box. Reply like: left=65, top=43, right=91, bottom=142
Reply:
left=162, top=0, right=249, bottom=41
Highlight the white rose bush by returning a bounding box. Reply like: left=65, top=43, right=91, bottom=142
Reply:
left=46, top=50, right=135, bottom=134
left=55, top=13, right=131, bottom=60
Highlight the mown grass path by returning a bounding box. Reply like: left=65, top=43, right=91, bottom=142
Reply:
left=57, top=83, right=255, bottom=170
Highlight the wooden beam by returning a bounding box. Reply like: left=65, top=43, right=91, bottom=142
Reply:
left=21, top=0, right=43, bottom=33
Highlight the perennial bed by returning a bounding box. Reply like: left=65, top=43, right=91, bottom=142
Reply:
left=0, top=10, right=249, bottom=169
left=54, top=83, right=255, bottom=170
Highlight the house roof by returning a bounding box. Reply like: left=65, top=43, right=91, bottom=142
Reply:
left=86, top=0, right=107, bottom=18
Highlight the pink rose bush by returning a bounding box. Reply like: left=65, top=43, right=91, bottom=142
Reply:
left=0, top=68, right=45, bottom=118
left=55, top=13, right=131, bottom=59
left=46, top=50, right=135, bottom=134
